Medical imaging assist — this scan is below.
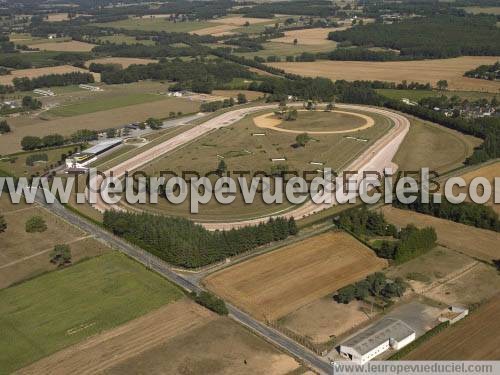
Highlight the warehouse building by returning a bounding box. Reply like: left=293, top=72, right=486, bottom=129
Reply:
left=339, top=318, right=415, bottom=364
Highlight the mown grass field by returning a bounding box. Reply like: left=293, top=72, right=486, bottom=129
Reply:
left=95, top=18, right=216, bottom=33
left=235, top=41, right=336, bottom=59
left=48, top=93, right=164, bottom=117
left=0, top=252, right=183, bottom=374
left=96, top=34, right=155, bottom=45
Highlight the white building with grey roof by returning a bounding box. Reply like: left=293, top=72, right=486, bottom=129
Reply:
left=339, top=318, right=415, bottom=364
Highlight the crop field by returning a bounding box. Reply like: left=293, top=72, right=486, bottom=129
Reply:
left=462, top=6, right=500, bottom=15
left=270, top=27, right=344, bottom=46
left=46, top=13, right=70, bottom=22
left=18, top=299, right=301, bottom=375
left=0, top=65, right=99, bottom=85
left=29, top=40, right=96, bottom=52
left=1, top=97, right=200, bottom=154
left=269, top=56, right=500, bottom=92
left=393, top=115, right=481, bottom=173
left=380, top=206, right=500, bottom=263
left=406, top=296, right=500, bottom=360
left=193, top=16, right=282, bottom=36
left=136, top=108, right=392, bottom=221
left=95, top=18, right=216, bottom=33
left=84, top=57, right=157, bottom=68
left=0, top=252, right=183, bottom=374
left=204, top=231, right=387, bottom=320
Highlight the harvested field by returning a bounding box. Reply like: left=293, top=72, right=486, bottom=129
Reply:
left=406, top=296, right=500, bottom=360
left=0, top=98, right=199, bottom=154
left=190, top=24, right=237, bottom=36
left=30, top=41, right=96, bottom=52
left=84, top=57, right=157, bottom=68
left=17, top=299, right=215, bottom=375
left=46, top=13, right=69, bottom=22
left=211, top=89, right=263, bottom=101
left=95, top=18, right=215, bottom=33
left=393, top=114, right=482, bottom=173
left=193, top=16, right=277, bottom=36
left=0, top=65, right=99, bottom=86
left=211, top=16, right=273, bottom=26
left=269, top=57, right=500, bottom=92
left=380, top=206, right=500, bottom=263
left=204, top=231, right=387, bottom=320
left=104, top=317, right=300, bottom=375
left=270, top=27, right=344, bottom=45
left=281, top=298, right=374, bottom=344
left=0, top=252, right=183, bottom=374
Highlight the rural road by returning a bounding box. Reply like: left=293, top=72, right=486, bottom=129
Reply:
left=35, top=190, right=333, bottom=374
left=90, top=103, right=410, bottom=230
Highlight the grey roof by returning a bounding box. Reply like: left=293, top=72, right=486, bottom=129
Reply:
left=83, top=139, right=122, bottom=155
left=341, top=318, right=415, bottom=356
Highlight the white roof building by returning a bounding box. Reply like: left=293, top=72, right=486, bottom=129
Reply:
left=339, top=318, right=416, bottom=364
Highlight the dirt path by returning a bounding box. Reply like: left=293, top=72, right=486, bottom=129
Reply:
left=16, top=299, right=215, bottom=375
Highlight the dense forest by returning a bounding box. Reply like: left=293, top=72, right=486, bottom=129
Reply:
left=329, top=15, right=500, bottom=58
left=394, top=197, right=500, bottom=232
left=103, top=211, right=298, bottom=268
left=235, top=0, right=337, bottom=17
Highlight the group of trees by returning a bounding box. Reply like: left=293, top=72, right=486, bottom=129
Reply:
left=393, top=197, right=500, bottom=232
left=236, top=0, right=337, bottom=17
left=335, top=272, right=407, bottom=304
left=12, top=72, right=94, bottom=91
left=464, top=61, right=500, bottom=81
left=0, top=120, right=10, bottom=134
left=21, top=134, right=64, bottom=150
left=25, top=153, right=48, bottom=166
left=103, top=210, right=298, bottom=268
left=22, top=95, right=42, bottom=110
left=200, top=93, right=248, bottom=112
left=25, top=215, right=47, bottom=233
left=191, top=291, right=228, bottom=315
left=337, top=208, right=397, bottom=238
left=329, top=15, right=500, bottom=59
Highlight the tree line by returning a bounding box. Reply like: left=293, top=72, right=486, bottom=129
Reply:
left=464, top=61, right=500, bottom=81
left=12, top=72, right=94, bottom=91
left=20, top=129, right=97, bottom=150
left=393, top=197, right=500, bottom=232
left=103, top=210, right=298, bottom=268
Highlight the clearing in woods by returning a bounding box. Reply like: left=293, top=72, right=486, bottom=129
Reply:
left=0, top=65, right=99, bottom=85
left=84, top=57, right=157, bottom=68
left=28, top=40, right=96, bottom=52
left=0, top=252, right=183, bottom=374
left=203, top=231, right=387, bottom=320
left=17, top=299, right=301, bottom=375
left=269, top=56, right=500, bottom=92
left=270, top=27, right=345, bottom=45
left=380, top=206, right=500, bottom=263
left=405, top=296, right=500, bottom=360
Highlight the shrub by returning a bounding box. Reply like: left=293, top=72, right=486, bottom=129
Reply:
left=25, top=215, right=47, bottom=233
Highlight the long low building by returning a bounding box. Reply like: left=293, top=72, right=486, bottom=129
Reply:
left=65, top=138, right=122, bottom=170
left=339, top=318, right=416, bottom=364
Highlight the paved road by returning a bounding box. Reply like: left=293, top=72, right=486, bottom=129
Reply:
left=36, top=191, right=332, bottom=374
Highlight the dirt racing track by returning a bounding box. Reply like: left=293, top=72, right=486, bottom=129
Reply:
left=91, top=104, right=410, bottom=229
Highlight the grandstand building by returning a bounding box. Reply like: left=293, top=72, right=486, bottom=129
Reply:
left=65, top=139, right=122, bottom=170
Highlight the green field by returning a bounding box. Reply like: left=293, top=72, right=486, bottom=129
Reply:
left=0, top=145, right=79, bottom=177
left=96, top=34, right=155, bottom=46
left=95, top=18, right=216, bottom=33
left=48, top=93, right=164, bottom=117
left=0, top=252, right=183, bottom=374
left=235, top=41, right=336, bottom=59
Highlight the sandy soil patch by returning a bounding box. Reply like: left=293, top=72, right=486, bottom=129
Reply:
left=192, top=16, right=272, bottom=36
left=30, top=41, right=96, bottom=52
left=380, top=206, right=500, bottom=263
left=0, top=65, right=99, bottom=86
left=84, top=57, right=158, bottom=68
left=204, top=231, right=387, bottom=320
left=269, top=56, right=500, bottom=92
left=406, top=295, right=500, bottom=360
left=271, top=27, right=345, bottom=46
left=16, top=299, right=214, bottom=375
left=253, top=109, right=374, bottom=134
left=282, top=298, right=372, bottom=344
